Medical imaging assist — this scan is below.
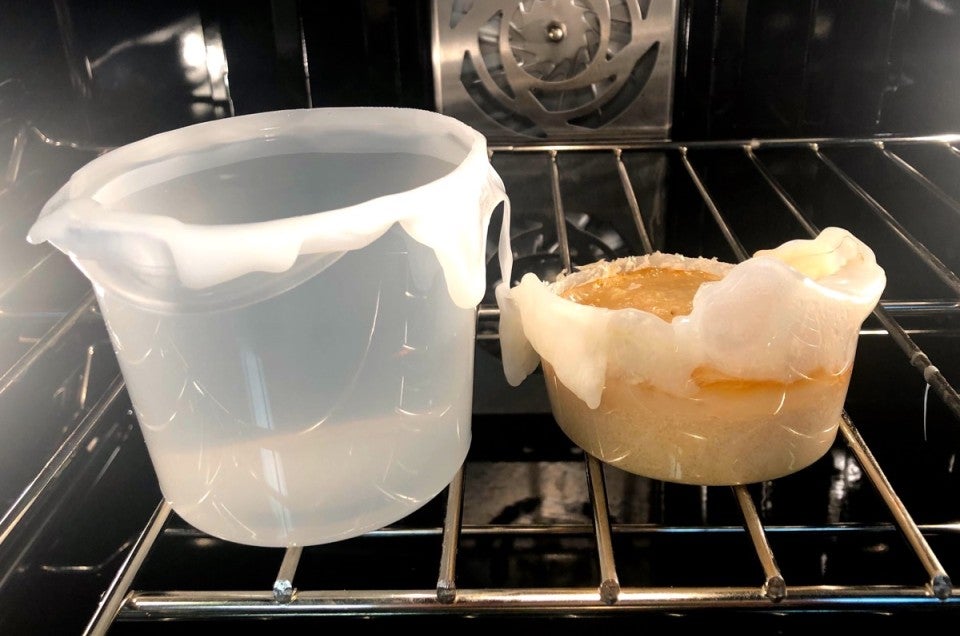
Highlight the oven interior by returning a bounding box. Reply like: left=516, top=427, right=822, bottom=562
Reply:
left=1, top=1, right=959, bottom=633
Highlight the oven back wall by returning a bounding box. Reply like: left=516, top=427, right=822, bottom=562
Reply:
left=6, top=1, right=960, bottom=148
left=675, top=0, right=960, bottom=139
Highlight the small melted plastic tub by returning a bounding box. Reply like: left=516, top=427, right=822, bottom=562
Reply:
left=497, top=228, right=886, bottom=485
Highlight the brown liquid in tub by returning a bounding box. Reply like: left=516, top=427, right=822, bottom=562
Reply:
left=560, top=267, right=722, bottom=320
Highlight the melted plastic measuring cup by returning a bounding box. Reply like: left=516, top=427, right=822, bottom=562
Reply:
left=28, top=108, right=512, bottom=547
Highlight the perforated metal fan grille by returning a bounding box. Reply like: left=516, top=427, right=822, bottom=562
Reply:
left=433, top=0, right=677, bottom=142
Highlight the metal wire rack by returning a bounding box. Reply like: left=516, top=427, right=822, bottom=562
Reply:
left=3, top=132, right=960, bottom=634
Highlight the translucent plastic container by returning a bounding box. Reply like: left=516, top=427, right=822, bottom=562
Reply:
left=28, top=108, right=512, bottom=547
left=497, top=228, right=886, bottom=485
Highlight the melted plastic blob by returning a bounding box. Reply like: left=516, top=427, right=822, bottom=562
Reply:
left=498, top=227, right=886, bottom=409
left=497, top=227, right=886, bottom=484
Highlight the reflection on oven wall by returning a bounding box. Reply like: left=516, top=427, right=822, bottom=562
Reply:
left=4, top=0, right=960, bottom=150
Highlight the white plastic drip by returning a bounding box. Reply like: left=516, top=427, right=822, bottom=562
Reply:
left=27, top=108, right=511, bottom=310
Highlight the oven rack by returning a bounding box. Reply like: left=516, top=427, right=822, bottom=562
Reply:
left=3, top=134, right=960, bottom=633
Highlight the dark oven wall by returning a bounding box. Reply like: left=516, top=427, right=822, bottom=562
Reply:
left=4, top=0, right=960, bottom=149
left=675, top=0, right=960, bottom=139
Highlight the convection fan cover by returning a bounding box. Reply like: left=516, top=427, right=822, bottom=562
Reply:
left=432, top=0, right=677, bottom=143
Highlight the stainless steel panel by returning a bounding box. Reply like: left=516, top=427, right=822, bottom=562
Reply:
left=432, top=0, right=677, bottom=143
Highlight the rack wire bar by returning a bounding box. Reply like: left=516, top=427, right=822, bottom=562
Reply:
left=838, top=413, right=953, bottom=600
left=552, top=154, right=619, bottom=604
left=872, top=305, right=960, bottom=420
left=812, top=145, right=960, bottom=296
left=120, top=585, right=957, bottom=620
left=613, top=148, right=654, bottom=254
left=85, top=500, right=172, bottom=636
left=548, top=149, right=573, bottom=272
left=0, top=291, right=96, bottom=395
left=76, top=345, right=95, bottom=410
left=436, top=466, right=464, bottom=603
left=160, top=519, right=960, bottom=540
left=0, top=250, right=55, bottom=304
left=679, top=146, right=749, bottom=261
left=30, top=124, right=114, bottom=155
left=553, top=153, right=619, bottom=603
left=732, top=486, right=785, bottom=602
left=0, top=373, right=125, bottom=549
left=875, top=300, right=960, bottom=314
left=273, top=547, right=303, bottom=603
left=489, top=133, right=960, bottom=154
left=877, top=142, right=960, bottom=218
left=584, top=455, right=620, bottom=603
left=744, top=146, right=960, bottom=422
left=3, top=125, right=27, bottom=186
